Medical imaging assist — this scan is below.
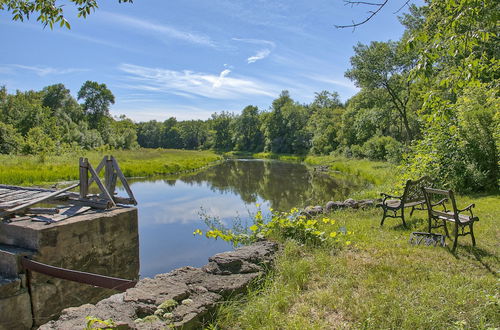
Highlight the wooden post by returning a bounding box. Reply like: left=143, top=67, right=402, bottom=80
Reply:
left=105, top=156, right=114, bottom=196
left=79, top=158, right=88, bottom=199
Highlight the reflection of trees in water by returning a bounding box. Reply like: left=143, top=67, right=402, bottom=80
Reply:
left=180, top=160, right=363, bottom=211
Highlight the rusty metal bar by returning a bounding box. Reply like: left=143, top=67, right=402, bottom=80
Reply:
left=21, top=257, right=136, bottom=292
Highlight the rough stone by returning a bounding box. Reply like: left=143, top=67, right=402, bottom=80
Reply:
left=0, top=289, right=33, bottom=330
left=40, top=240, right=279, bottom=330
left=0, top=207, right=139, bottom=329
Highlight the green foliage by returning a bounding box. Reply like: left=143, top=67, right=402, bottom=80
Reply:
left=231, top=105, right=263, bottom=152
left=77, top=80, right=115, bottom=129
left=84, top=316, right=115, bottom=330
left=197, top=205, right=353, bottom=248
left=0, top=122, right=22, bottom=154
left=361, top=135, right=403, bottom=163
left=403, top=86, right=499, bottom=192
left=0, top=0, right=133, bottom=29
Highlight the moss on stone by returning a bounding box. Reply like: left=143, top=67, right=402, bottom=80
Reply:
left=158, top=298, right=178, bottom=311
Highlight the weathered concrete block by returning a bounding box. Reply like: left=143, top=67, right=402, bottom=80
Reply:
left=0, top=244, right=35, bottom=278
left=0, top=207, right=139, bottom=328
left=0, top=284, right=32, bottom=330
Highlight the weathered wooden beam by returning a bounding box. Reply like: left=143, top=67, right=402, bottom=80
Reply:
left=111, top=156, right=137, bottom=205
left=79, top=157, right=89, bottom=199
left=0, top=183, right=79, bottom=218
left=87, top=161, right=116, bottom=208
left=24, top=208, right=60, bottom=215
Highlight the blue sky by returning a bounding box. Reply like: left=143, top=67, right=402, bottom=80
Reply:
left=0, top=1, right=413, bottom=122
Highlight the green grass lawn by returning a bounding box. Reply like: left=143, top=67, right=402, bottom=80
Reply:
left=210, top=195, right=499, bottom=329
left=0, top=149, right=222, bottom=186
left=208, top=156, right=499, bottom=329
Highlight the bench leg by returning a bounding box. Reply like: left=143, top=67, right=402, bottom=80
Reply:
left=470, top=223, right=476, bottom=246
left=380, top=208, right=387, bottom=226
left=443, top=221, right=450, bottom=238
left=452, top=226, right=459, bottom=252
left=401, top=208, right=406, bottom=227
left=410, top=206, right=415, bottom=216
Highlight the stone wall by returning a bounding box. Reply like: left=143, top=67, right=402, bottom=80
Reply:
left=40, top=240, right=278, bottom=330
left=0, top=207, right=139, bottom=329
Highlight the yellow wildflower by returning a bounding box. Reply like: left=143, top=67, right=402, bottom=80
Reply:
left=329, top=232, right=337, bottom=238
left=193, top=229, right=203, bottom=236
left=345, top=241, right=351, bottom=246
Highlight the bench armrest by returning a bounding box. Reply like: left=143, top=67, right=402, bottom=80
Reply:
left=458, top=203, right=475, bottom=217
left=380, top=192, right=402, bottom=204
left=457, top=203, right=475, bottom=212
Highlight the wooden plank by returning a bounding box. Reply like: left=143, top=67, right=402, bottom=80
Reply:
left=87, top=162, right=116, bottom=208
left=0, top=190, right=33, bottom=200
left=0, top=190, right=41, bottom=202
left=67, top=198, right=112, bottom=210
left=25, top=208, right=60, bottom=215
left=87, top=156, right=107, bottom=187
left=0, top=184, right=55, bottom=193
left=105, top=157, right=114, bottom=194
left=111, top=156, right=137, bottom=205
left=79, top=157, right=88, bottom=199
left=0, top=183, right=79, bottom=218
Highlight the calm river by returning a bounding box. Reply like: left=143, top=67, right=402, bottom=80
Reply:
left=119, top=159, right=364, bottom=278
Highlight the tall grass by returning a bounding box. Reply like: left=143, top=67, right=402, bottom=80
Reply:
left=0, top=149, right=222, bottom=186
left=209, top=194, right=500, bottom=329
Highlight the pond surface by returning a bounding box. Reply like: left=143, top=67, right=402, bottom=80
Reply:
left=119, top=159, right=365, bottom=278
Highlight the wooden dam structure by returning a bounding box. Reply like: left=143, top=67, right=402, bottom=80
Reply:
left=0, top=156, right=137, bottom=223
left=0, top=156, right=140, bottom=329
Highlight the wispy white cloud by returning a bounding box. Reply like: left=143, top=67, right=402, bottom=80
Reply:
left=212, top=69, right=231, bottom=88
left=118, top=63, right=277, bottom=99
left=232, top=38, right=276, bottom=48
left=304, top=74, right=358, bottom=90
left=247, top=49, right=271, bottom=64
left=233, top=38, right=275, bottom=64
left=103, top=12, right=216, bottom=47
left=3, top=64, right=88, bottom=76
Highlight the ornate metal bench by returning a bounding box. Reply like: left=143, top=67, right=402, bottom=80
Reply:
left=378, top=176, right=432, bottom=227
left=422, top=187, right=479, bottom=252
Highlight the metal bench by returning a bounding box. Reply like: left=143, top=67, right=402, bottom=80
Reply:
left=378, top=176, right=432, bottom=227
left=422, top=187, right=479, bottom=252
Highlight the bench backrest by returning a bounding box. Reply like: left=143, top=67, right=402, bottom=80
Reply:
left=422, top=187, right=459, bottom=222
left=402, top=176, right=432, bottom=203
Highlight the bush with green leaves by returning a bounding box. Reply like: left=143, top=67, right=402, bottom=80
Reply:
left=196, top=205, right=353, bottom=248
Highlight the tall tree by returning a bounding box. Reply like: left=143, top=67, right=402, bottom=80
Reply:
left=232, top=105, right=263, bottom=152
left=345, top=41, right=416, bottom=142
left=77, top=81, right=115, bottom=130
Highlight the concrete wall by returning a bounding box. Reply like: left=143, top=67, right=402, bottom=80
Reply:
left=0, top=207, right=139, bottom=329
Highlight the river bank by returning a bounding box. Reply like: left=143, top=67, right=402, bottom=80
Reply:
left=208, top=191, right=499, bottom=329
left=0, top=149, right=222, bottom=186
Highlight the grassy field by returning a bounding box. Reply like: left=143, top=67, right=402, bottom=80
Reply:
left=210, top=195, right=499, bottom=329
left=207, top=155, right=499, bottom=329
left=0, top=149, right=222, bottom=186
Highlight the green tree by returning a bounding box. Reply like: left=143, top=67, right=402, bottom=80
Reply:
left=307, top=91, right=344, bottom=155
left=209, top=111, right=234, bottom=151
left=0, top=0, right=133, bottom=28
left=77, top=80, right=115, bottom=130
left=0, top=122, right=23, bottom=154
left=231, top=105, right=263, bottom=152
left=345, top=40, right=417, bottom=142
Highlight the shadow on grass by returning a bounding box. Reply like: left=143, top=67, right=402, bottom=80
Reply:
left=450, top=244, right=499, bottom=276
left=391, top=217, right=427, bottom=231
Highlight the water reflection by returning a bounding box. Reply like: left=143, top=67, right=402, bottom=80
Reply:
left=120, top=159, right=364, bottom=278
